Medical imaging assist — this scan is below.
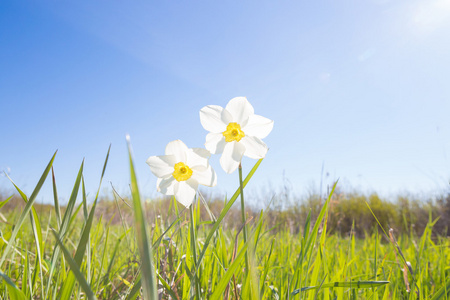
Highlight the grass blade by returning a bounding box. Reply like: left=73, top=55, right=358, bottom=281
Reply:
left=5, top=177, right=45, bottom=296
left=127, top=135, right=158, bottom=299
left=0, top=196, right=13, bottom=210
left=195, top=158, right=263, bottom=272
left=59, top=190, right=101, bottom=298
left=431, top=278, right=450, bottom=300
left=51, top=230, right=97, bottom=300
left=51, top=167, right=62, bottom=228
left=210, top=223, right=258, bottom=300
left=126, top=275, right=141, bottom=300
left=291, top=281, right=389, bottom=294
left=0, top=151, right=57, bottom=267
left=0, top=271, right=27, bottom=300
left=45, top=160, right=84, bottom=297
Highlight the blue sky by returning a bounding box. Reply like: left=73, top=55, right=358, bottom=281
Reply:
left=1, top=1, right=450, bottom=204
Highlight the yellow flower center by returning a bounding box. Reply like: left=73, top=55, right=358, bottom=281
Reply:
left=223, top=122, right=245, bottom=142
left=172, top=162, right=193, bottom=182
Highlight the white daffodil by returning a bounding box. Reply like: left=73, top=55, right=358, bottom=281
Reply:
left=200, top=97, right=274, bottom=174
left=146, top=140, right=217, bottom=208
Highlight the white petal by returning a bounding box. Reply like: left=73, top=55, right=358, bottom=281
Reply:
left=199, top=105, right=230, bottom=133
left=175, top=180, right=198, bottom=208
left=165, top=140, right=188, bottom=162
left=146, top=155, right=176, bottom=178
left=221, top=108, right=233, bottom=124
left=191, top=165, right=217, bottom=187
left=240, top=136, right=268, bottom=159
left=242, top=114, right=273, bottom=139
left=220, top=141, right=245, bottom=174
left=186, top=148, right=210, bottom=168
left=205, top=133, right=226, bottom=154
left=192, top=147, right=211, bottom=159
left=225, top=97, right=254, bottom=125
left=156, top=177, right=176, bottom=195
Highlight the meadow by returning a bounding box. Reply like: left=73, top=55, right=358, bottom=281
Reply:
left=0, top=147, right=449, bottom=300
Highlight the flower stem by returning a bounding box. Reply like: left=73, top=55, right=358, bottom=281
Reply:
left=190, top=202, right=201, bottom=300
left=239, top=163, right=250, bottom=274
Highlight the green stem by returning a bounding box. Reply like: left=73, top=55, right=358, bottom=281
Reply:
left=239, top=163, right=250, bottom=274
left=190, top=202, right=201, bottom=300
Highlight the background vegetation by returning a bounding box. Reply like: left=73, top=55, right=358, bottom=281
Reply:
left=0, top=152, right=449, bottom=299
left=3, top=185, right=448, bottom=238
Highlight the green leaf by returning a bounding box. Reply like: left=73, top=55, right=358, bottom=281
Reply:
left=5, top=179, right=45, bottom=296
left=127, top=136, right=158, bottom=300
left=152, top=216, right=182, bottom=251
left=51, top=230, right=97, bottom=300
left=51, top=167, right=62, bottom=228
left=0, top=151, right=57, bottom=267
left=195, top=158, right=264, bottom=272
left=304, top=181, right=337, bottom=262
left=210, top=228, right=255, bottom=300
left=0, top=271, right=27, bottom=300
left=126, top=275, right=141, bottom=300
left=102, top=229, right=130, bottom=286
left=0, top=195, right=13, bottom=210
left=59, top=190, right=101, bottom=298
left=45, top=160, right=84, bottom=297
left=431, top=278, right=450, bottom=300
left=291, top=281, right=390, bottom=295
left=156, top=272, right=179, bottom=300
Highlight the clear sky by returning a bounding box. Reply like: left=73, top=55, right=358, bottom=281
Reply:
left=1, top=0, right=450, bottom=205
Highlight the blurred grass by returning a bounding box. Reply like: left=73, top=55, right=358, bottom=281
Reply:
left=2, top=185, right=449, bottom=239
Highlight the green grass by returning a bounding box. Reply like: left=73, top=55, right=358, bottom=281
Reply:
left=0, top=148, right=449, bottom=299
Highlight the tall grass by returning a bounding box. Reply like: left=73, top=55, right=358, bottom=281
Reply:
left=0, top=147, right=448, bottom=299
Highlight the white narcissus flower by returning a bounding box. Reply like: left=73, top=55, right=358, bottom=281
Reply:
left=146, top=140, right=217, bottom=208
left=200, top=97, right=274, bottom=174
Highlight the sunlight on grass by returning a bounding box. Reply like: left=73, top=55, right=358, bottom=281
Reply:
left=0, top=95, right=448, bottom=299
left=0, top=147, right=448, bottom=299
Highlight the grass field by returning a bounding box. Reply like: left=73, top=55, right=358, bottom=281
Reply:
left=0, top=147, right=449, bottom=299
